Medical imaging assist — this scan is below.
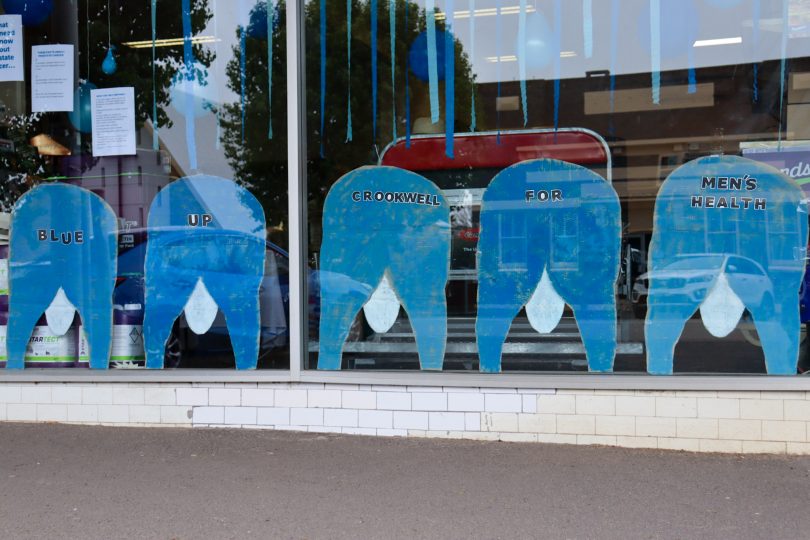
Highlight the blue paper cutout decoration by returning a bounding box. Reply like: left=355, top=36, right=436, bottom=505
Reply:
left=68, top=81, right=97, bottom=134
left=7, top=184, right=118, bottom=369
left=426, top=0, right=440, bottom=124
left=476, top=159, right=621, bottom=373
left=143, top=176, right=267, bottom=370
left=318, top=166, right=451, bottom=371
left=101, top=46, right=117, bottom=75
left=645, top=155, right=808, bottom=375
left=408, top=30, right=447, bottom=83
left=2, top=0, right=52, bottom=26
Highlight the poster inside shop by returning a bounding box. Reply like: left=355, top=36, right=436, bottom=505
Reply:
left=741, top=141, right=810, bottom=194
left=91, top=87, right=136, bottom=157
left=0, top=15, right=23, bottom=82
left=31, top=44, right=74, bottom=112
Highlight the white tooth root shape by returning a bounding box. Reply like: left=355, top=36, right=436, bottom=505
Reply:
left=183, top=278, right=219, bottom=335
left=45, top=287, right=77, bottom=336
left=363, top=274, right=401, bottom=334
left=526, top=268, right=565, bottom=334
left=699, top=272, right=745, bottom=338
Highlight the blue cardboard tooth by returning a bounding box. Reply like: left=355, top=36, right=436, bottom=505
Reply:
left=7, top=184, right=118, bottom=369
left=317, top=166, right=451, bottom=371
left=143, top=175, right=266, bottom=370
left=646, top=155, right=808, bottom=375
left=476, top=159, right=621, bottom=373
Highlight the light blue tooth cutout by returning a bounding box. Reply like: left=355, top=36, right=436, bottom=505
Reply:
left=7, top=184, right=118, bottom=369
left=143, top=176, right=266, bottom=370
left=317, top=166, right=451, bottom=371
left=476, top=159, right=621, bottom=373
left=646, top=155, right=808, bottom=375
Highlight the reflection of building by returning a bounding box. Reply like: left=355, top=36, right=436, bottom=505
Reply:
left=59, top=146, right=172, bottom=229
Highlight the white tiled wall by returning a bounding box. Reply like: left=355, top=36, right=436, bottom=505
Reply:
left=2, top=382, right=810, bottom=454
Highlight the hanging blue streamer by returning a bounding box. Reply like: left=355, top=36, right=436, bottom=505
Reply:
left=240, top=25, right=246, bottom=145
left=469, top=0, right=475, bottom=132
left=609, top=0, right=619, bottom=125
left=320, top=0, right=326, bottom=157
left=752, top=0, right=760, bottom=102
left=496, top=3, right=501, bottom=143
left=687, top=47, right=696, bottom=94
left=151, top=0, right=158, bottom=150
left=371, top=0, right=378, bottom=139
left=779, top=0, right=788, bottom=149
left=650, top=0, right=661, bottom=105
left=445, top=0, right=454, bottom=158
left=346, top=0, right=352, bottom=141
left=267, top=0, right=274, bottom=139
left=426, top=0, right=439, bottom=124
left=553, top=0, right=561, bottom=132
left=583, top=0, right=592, bottom=59
left=390, top=0, right=396, bottom=142
left=404, top=0, right=411, bottom=147
left=518, top=0, right=527, bottom=126
left=182, top=0, right=197, bottom=170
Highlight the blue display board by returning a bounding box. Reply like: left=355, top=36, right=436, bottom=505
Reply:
left=143, top=175, right=266, bottom=369
left=646, top=155, right=808, bottom=375
left=7, top=183, right=117, bottom=369
left=318, top=166, right=451, bottom=370
left=476, top=159, right=621, bottom=373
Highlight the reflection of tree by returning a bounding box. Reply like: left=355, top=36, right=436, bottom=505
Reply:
left=80, top=0, right=214, bottom=129
left=0, top=1, right=215, bottom=210
left=219, top=0, right=478, bottom=250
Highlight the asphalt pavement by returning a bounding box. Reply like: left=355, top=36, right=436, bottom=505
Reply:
left=0, top=423, right=809, bottom=539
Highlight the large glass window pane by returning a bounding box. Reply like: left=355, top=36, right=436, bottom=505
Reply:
left=305, top=0, right=810, bottom=375
left=0, top=0, right=288, bottom=370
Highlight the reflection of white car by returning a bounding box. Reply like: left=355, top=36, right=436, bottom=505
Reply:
left=632, top=255, right=773, bottom=307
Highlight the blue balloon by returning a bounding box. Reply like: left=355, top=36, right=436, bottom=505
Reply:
left=68, top=82, right=96, bottom=134
left=101, top=47, right=117, bottom=75
left=247, top=1, right=274, bottom=39
left=408, top=30, right=447, bottom=82
left=2, top=0, right=53, bottom=26
left=636, top=0, right=699, bottom=60
left=518, top=12, right=555, bottom=72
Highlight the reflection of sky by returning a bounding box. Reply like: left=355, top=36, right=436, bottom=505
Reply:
left=158, top=0, right=810, bottom=168
left=159, top=0, right=260, bottom=177
left=424, top=0, right=810, bottom=83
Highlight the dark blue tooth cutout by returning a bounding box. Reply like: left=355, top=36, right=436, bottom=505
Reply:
left=143, top=175, right=266, bottom=370
left=476, top=159, right=621, bottom=373
left=7, top=184, right=118, bottom=369
left=646, top=155, right=808, bottom=375
left=317, top=166, right=451, bottom=371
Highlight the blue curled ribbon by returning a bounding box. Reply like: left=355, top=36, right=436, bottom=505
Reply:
left=650, top=0, right=661, bottom=105
left=426, top=0, right=439, bottom=124
left=445, top=0, right=454, bottom=158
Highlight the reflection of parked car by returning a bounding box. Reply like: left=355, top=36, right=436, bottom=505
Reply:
left=115, top=229, right=292, bottom=368
left=631, top=255, right=773, bottom=316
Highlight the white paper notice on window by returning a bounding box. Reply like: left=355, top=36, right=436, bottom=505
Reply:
left=91, top=87, right=136, bottom=157
left=31, top=44, right=74, bottom=112
left=0, top=15, right=23, bottom=82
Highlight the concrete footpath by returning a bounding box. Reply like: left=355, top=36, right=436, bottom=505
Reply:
left=0, top=424, right=809, bottom=540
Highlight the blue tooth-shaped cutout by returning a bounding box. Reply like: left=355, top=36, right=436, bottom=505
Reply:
left=143, top=176, right=266, bottom=370
left=102, top=46, right=116, bottom=75
left=7, top=184, right=118, bottom=369
left=645, top=155, right=808, bottom=375
left=476, top=159, right=621, bottom=373
left=317, top=166, right=451, bottom=371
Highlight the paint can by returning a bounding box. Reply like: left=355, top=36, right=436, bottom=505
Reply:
left=74, top=305, right=145, bottom=368
left=23, top=314, right=77, bottom=368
